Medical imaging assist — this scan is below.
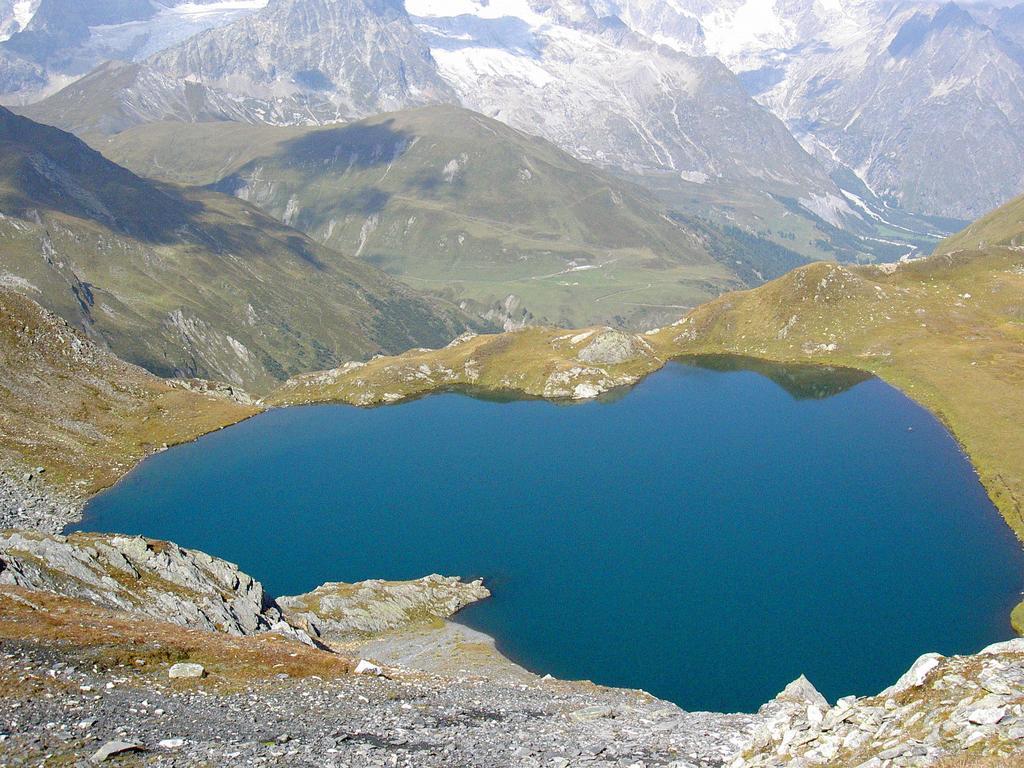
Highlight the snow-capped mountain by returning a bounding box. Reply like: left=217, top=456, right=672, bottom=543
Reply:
left=0, top=0, right=269, bottom=99
left=11, top=0, right=1020, bottom=221
left=17, top=0, right=843, bottom=203
left=771, top=3, right=1024, bottom=220
left=405, top=0, right=837, bottom=192
left=0, top=0, right=39, bottom=42
left=600, top=0, right=1024, bottom=219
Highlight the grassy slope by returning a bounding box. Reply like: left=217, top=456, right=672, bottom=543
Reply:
left=937, top=193, right=1024, bottom=251
left=95, top=106, right=752, bottom=330
left=268, top=327, right=665, bottom=407
left=0, top=106, right=472, bottom=393
left=0, top=288, right=257, bottom=498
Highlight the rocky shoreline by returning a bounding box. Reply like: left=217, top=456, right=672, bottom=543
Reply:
left=0, top=465, right=82, bottom=535
left=0, top=519, right=1023, bottom=765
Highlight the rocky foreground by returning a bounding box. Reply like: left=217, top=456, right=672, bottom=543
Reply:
left=0, top=530, right=1021, bottom=767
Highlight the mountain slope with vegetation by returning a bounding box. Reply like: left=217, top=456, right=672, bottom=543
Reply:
left=0, top=106, right=473, bottom=391
left=937, top=192, right=1024, bottom=253
left=94, top=106, right=814, bottom=329
left=0, top=287, right=256, bottom=516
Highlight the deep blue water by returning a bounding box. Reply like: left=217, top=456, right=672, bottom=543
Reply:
left=72, top=360, right=1024, bottom=713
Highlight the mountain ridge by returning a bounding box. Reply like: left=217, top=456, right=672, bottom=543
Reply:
left=0, top=105, right=476, bottom=391
left=616, top=0, right=1024, bottom=219
left=92, top=105, right=815, bottom=330
left=15, top=0, right=852, bottom=222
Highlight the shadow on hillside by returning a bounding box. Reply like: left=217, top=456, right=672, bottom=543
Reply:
left=0, top=104, right=212, bottom=245
left=228, top=121, right=416, bottom=178
left=332, top=187, right=392, bottom=215
left=213, top=121, right=417, bottom=218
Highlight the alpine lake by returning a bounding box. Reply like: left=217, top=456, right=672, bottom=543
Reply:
left=72, top=357, right=1024, bottom=713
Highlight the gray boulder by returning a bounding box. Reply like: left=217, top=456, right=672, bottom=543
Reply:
left=91, top=741, right=143, bottom=762
left=168, top=663, right=206, bottom=679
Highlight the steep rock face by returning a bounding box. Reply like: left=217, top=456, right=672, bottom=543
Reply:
left=0, top=531, right=279, bottom=634
left=278, top=574, right=491, bottom=640
left=17, top=61, right=286, bottom=138
left=770, top=2, right=1024, bottom=220
left=0, top=0, right=270, bottom=98
left=612, top=0, right=1024, bottom=220
left=148, top=0, right=456, bottom=120
left=407, top=0, right=838, bottom=194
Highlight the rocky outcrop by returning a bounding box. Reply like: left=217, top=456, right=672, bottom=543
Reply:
left=147, top=0, right=456, bottom=120
left=278, top=574, right=490, bottom=641
left=576, top=329, right=651, bottom=366
left=167, top=378, right=257, bottom=407
left=0, top=531, right=279, bottom=635
left=541, top=365, right=641, bottom=400
left=0, top=465, right=79, bottom=534
left=0, top=529, right=493, bottom=652
left=734, top=641, right=1024, bottom=767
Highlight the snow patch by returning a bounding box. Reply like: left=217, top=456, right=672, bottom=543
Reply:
left=701, top=0, right=791, bottom=63
left=431, top=47, right=556, bottom=89
left=168, top=0, right=269, bottom=17
left=11, top=0, right=36, bottom=34
left=799, top=192, right=855, bottom=229
left=406, top=0, right=545, bottom=26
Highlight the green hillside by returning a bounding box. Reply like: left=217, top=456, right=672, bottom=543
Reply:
left=0, top=287, right=256, bottom=497
left=0, top=107, right=473, bottom=392
left=95, top=106, right=811, bottom=330
left=936, top=190, right=1024, bottom=252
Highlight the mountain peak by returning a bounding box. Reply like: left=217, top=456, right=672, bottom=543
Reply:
left=887, top=2, right=979, bottom=59
left=147, top=0, right=456, bottom=118
left=933, top=1, right=976, bottom=31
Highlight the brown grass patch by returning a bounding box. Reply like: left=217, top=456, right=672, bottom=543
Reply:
left=0, top=586, right=352, bottom=693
